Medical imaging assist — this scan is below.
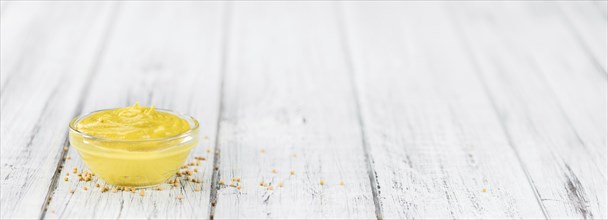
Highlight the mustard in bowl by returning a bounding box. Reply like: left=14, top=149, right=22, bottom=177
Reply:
left=68, top=103, right=199, bottom=187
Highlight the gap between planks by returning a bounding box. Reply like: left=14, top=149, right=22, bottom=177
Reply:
left=447, top=3, right=606, bottom=218
left=446, top=10, right=551, bottom=218
left=208, top=2, right=232, bottom=219
left=334, top=2, right=383, bottom=220
left=39, top=2, right=123, bottom=218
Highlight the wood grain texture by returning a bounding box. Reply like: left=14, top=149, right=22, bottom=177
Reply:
left=211, top=2, right=377, bottom=219
left=0, top=2, right=116, bottom=219
left=497, top=1, right=607, bottom=175
left=557, top=1, right=608, bottom=73
left=43, top=2, right=225, bottom=219
left=516, top=2, right=608, bottom=179
left=341, top=2, right=547, bottom=219
left=451, top=2, right=607, bottom=218
left=1, top=2, right=606, bottom=219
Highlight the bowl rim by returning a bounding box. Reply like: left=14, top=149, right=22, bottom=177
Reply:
left=69, top=107, right=200, bottom=143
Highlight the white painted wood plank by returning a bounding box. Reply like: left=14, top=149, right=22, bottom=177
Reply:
left=211, top=2, right=377, bottom=219
left=0, top=2, right=116, bottom=219
left=44, top=2, right=225, bottom=219
left=482, top=2, right=607, bottom=177
left=341, top=3, right=546, bottom=219
left=557, top=1, right=608, bottom=73
left=451, top=2, right=607, bottom=218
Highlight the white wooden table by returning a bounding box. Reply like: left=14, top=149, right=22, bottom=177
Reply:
left=1, top=1, right=606, bottom=219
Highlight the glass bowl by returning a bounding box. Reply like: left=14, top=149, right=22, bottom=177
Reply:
left=68, top=108, right=199, bottom=187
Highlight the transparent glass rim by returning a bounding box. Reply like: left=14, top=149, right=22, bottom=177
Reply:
left=69, top=108, right=199, bottom=143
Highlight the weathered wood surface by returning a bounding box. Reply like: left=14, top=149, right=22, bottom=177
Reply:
left=0, top=1, right=606, bottom=219
left=42, top=2, right=225, bottom=219
left=451, top=2, right=607, bottom=219
left=1, top=2, right=116, bottom=219
left=210, top=2, right=376, bottom=219
left=341, top=3, right=545, bottom=219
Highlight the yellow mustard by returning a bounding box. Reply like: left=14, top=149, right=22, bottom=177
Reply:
left=75, top=103, right=190, bottom=140
left=69, top=103, right=199, bottom=187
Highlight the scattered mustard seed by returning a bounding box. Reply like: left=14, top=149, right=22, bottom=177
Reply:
left=278, top=182, right=284, bottom=188
left=290, top=170, right=295, bottom=175
left=219, top=179, right=225, bottom=185
left=320, top=180, right=325, bottom=186
left=195, top=184, right=201, bottom=192
left=139, top=189, right=145, bottom=197
left=64, top=177, right=68, bottom=182
left=69, top=189, right=75, bottom=193
left=339, top=181, right=345, bottom=186
left=272, top=168, right=277, bottom=174
left=482, top=188, right=487, bottom=193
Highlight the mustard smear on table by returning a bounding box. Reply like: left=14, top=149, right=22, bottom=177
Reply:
left=69, top=103, right=198, bottom=187
left=75, top=103, right=190, bottom=140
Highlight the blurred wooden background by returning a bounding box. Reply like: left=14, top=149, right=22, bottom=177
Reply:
left=1, top=1, right=606, bottom=219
